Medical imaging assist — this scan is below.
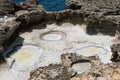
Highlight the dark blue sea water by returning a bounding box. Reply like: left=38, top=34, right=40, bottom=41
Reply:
left=12, top=0, right=66, bottom=11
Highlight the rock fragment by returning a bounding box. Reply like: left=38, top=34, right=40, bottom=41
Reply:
left=111, top=44, right=120, bottom=62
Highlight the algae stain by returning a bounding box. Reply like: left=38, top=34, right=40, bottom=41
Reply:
left=11, top=48, right=38, bottom=65
left=84, top=48, right=100, bottom=55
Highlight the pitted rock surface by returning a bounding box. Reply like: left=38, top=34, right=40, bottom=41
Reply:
left=66, top=0, right=120, bottom=36
left=0, top=0, right=15, bottom=15
left=66, top=0, right=120, bottom=12
left=29, top=53, right=90, bottom=80
left=29, top=53, right=120, bottom=80
left=0, top=1, right=120, bottom=80
left=111, top=44, right=120, bottom=62
left=16, top=3, right=45, bottom=25
left=0, top=20, right=20, bottom=64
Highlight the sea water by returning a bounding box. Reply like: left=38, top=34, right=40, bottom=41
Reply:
left=12, top=0, right=66, bottom=11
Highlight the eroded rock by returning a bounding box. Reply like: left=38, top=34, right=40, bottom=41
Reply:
left=29, top=53, right=120, bottom=80
left=0, top=1, right=120, bottom=80
left=16, top=3, right=45, bottom=25
left=0, top=19, right=20, bottom=64
left=0, top=0, right=15, bottom=15
left=111, top=44, right=120, bottom=62
left=66, top=0, right=120, bottom=36
left=29, top=53, right=93, bottom=80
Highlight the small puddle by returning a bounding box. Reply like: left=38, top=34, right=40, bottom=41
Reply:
left=40, top=31, right=66, bottom=41
left=9, top=45, right=43, bottom=70
left=72, top=62, right=91, bottom=74
left=75, top=46, right=107, bottom=57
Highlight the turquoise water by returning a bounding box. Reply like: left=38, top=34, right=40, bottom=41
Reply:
left=12, top=0, right=66, bottom=11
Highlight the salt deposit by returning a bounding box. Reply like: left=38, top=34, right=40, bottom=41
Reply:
left=10, top=45, right=43, bottom=70
left=72, top=62, right=91, bottom=74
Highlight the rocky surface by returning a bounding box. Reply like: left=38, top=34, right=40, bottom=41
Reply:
left=111, top=44, right=120, bottom=62
left=0, top=0, right=120, bottom=80
left=28, top=53, right=89, bottom=80
left=0, top=0, right=15, bottom=15
left=0, top=2, right=44, bottom=64
left=66, top=0, right=120, bottom=36
left=15, top=3, right=45, bottom=25
left=0, top=20, right=20, bottom=64
left=66, top=0, right=120, bottom=11
left=29, top=53, right=120, bottom=80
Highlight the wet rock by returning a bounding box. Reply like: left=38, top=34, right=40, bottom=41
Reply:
left=26, top=0, right=39, bottom=5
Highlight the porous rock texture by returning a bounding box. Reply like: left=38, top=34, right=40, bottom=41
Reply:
left=0, top=0, right=15, bottom=15
left=66, top=0, right=120, bottom=36
left=16, top=3, right=45, bottom=25
left=0, top=2, right=45, bottom=64
left=0, top=0, right=18, bottom=64
left=111, top=44, right=120, bottom=62
left=29, top=53, right=89, bottom=80
left=0, top=21, right=20, bottom=64
left=0, top=1, right=120, bottom=80
left=29, top=53, right=120, bottom=80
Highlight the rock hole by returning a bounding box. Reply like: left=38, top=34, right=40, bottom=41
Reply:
left=40, top=31, right=66, bottom=41
left=75, top=46, right=107, bottom=57
left=7, top=45, right=43, bottom=70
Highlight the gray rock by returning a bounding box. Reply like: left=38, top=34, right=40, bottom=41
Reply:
left=65, top=0, right=120, bottom=36
left=0, top=0, right=15, bottom=15
left=111, top=44, right=120, bottom=62
left=16, top=3, right=45, bottom=25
